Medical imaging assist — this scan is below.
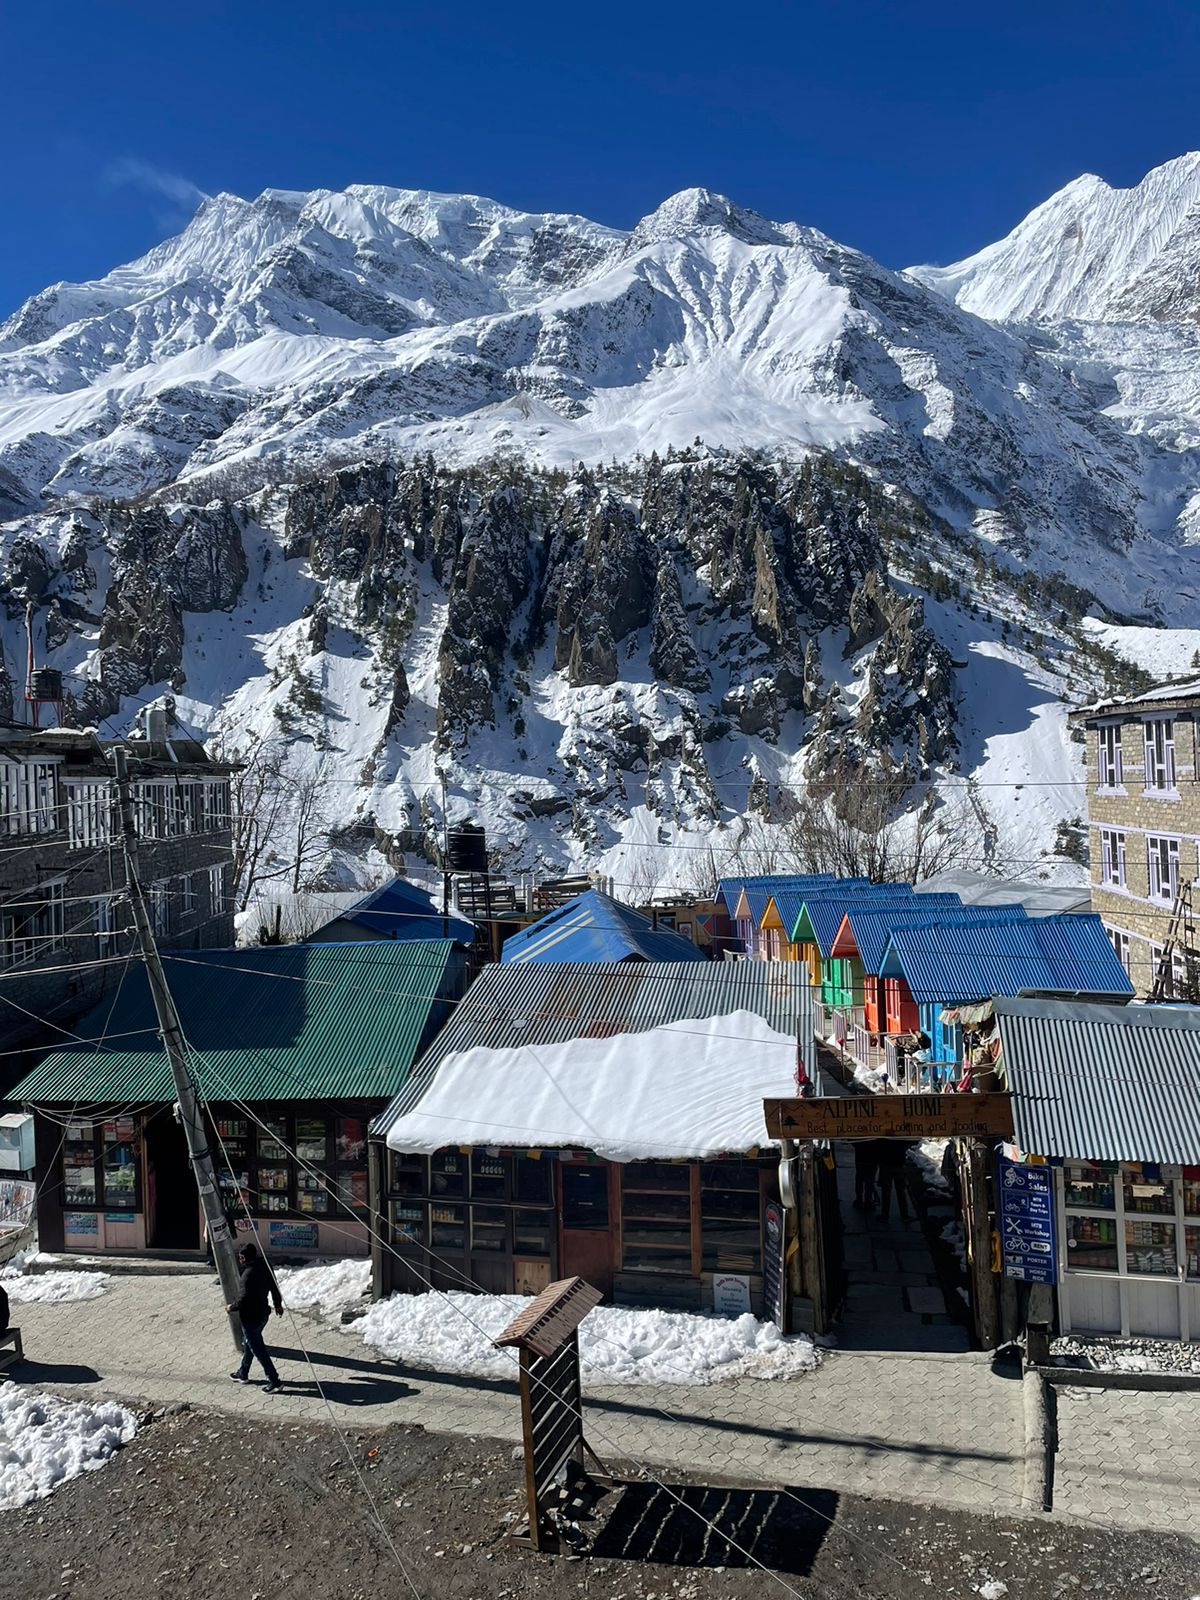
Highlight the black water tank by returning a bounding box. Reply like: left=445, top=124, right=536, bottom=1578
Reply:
left=446, top=822, right=487, bottom=873
left=28, top=668, right=63, bottom=701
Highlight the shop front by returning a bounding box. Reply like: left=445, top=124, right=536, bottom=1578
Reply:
left=379, top=1145, right=781, bottom=1314
left=1057, top=1159, right=1200, bottom=1340
left=43, top=1101, right=379, bottom=1258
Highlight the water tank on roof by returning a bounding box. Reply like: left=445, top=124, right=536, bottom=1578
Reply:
left=27, top=668, right=63, bottom=701
left=446, top=822, right=488, bottom=873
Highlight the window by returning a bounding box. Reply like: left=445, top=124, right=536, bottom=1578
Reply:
left=0, top=879, right=66, bottom=968
left=1146, top=835, right=1180, bottom=902
left=92, top=896, right=116, bottom=958
left=1143, top=718, right=1176, bottom=795
left=178, top=873, right=197, bottom=917
left=66, top=781, right=112, bottom=849
left=202, top=779, right=231, bottom=831
left=700, top=1159, right=763, bottom=1275
left=149, top=880, right=170, bottom=936
left=0, top=759, right=59, bottom=835
left=208, top=865, right=226, bottom=915
left=1097, top=724, right=1123, bottom=790
left=1107, top=926, right=1131, bottom=975
left=1099, top=828, right=1126, bottom=888
left=619, top=1161, right=690, bottom=1274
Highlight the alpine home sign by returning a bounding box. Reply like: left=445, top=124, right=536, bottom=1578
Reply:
left=763, top=1094, right=1014, bottom=1141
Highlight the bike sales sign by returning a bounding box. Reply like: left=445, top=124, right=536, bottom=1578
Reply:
left=997, top=1152, right=1058, bottom=1285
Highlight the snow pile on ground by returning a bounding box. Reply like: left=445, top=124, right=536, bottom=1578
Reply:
left=0, top=1389, right=137, bottom=1510
left=277, top=1258, right=371, bottom=1314
left=358, top=1292, right=819, bottom=1386
left=2, top=1269, right=109, bottom=1304
left=1051, top=1334, right=1200, bottom=1376
left=908, top=1138, right=951, bottom=1193
left=940, top=1219, right=969, bottom=1273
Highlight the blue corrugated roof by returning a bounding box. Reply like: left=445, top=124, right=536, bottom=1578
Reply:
left=334, top=878, right=475, bottom=943
left=880, top=915, right=1134, bottom=1005
left=843, top=902, right=1028, bottom=975
left=793, top=884, right=921, bottom=955
left=717, top=874, right=838, bottom=923
left=500, top=890, right=705, bottom=965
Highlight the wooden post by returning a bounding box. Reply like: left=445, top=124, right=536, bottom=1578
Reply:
left=797, top=1145, right=827, bottom=1335
left=966, top=1141, right=999, bottom=1349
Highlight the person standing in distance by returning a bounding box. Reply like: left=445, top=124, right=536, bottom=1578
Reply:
left=228, top=1241, right=284, bottom=1392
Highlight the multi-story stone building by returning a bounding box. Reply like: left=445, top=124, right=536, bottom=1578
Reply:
left=1070, top=680, right=1200, bottom=997
left=0, top=712, right=236, bottom=1056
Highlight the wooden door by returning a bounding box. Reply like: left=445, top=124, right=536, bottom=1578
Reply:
left=558, top=1163, right=613, bottom=1298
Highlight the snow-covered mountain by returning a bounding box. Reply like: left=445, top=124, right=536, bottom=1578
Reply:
left=3, top=179, right=1200, bottom=624
left=2, top=165, right=1199, bottom=889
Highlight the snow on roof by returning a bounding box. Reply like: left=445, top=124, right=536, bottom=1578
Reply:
left=915, top=870, right=1091, bottom=917
left=1072, top=677, right=1200, bottom=718
left=382, top=1009, right=803, bottom=1161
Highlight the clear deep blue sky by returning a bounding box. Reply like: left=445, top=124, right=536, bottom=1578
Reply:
left=5, top=0, right=1199, bottom=314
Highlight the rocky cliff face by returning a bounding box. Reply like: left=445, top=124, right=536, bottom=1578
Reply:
left=0, top=449, right=963, bottom=868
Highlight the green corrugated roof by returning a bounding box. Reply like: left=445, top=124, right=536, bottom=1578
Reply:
left=7, top=940, right=461, bottom=1106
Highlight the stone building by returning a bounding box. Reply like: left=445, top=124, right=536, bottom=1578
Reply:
left=0, top=712, right=236, bottom=1057
left=1070, top=680, right=1200, bottom=996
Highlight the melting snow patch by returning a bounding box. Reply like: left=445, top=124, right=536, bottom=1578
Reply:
left=978, top=1582, right=1008, bottom=1600
left=2, top=1270, right=109, bottom=1304
left=277, top=1257, right=371, bottom=1314
left=908, top=1138, right=951, bottom=1192
left=358, top=1292, right=820, bottom=1386
left=0, top=1389, right=137, bottom=1510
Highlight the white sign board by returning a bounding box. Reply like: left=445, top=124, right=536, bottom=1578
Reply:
left=712, top=1272, right=752, bottom=1318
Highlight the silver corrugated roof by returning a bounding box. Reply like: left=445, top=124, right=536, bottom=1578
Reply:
left=916, top=869, right=1092, bottom=917
left=372, top=959, right=814, bottom=1136
left=995, top=996, right=1200, bottom=1163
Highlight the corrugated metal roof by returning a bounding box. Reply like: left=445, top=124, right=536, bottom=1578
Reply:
left=7, top=941, right=462, bottom=1106
left=717, top=875, right=836, bottom=918
left=1071, top=678, right=1200, bottom=719
left=793, top=884, right=921, bottom=955
left=915, top=869, right=1092, bottom=917
left=842, top=902, right=1026, bottom=975
left=373, top=958, right=814, bottom=1136
left=499, top=890, right=704, bottom=965
left=995, top=996, right=1200, bottom=1162
left=880, top=915, right=1134, bottom=1005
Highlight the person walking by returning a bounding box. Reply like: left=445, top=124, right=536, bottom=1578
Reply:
left=852, top=1141, right=878, bottom=1211
left=228, top=1241, right=284, bottom=1392
left=876, top=1139, right=913, bottom=1223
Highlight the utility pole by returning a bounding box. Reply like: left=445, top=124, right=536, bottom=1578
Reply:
left=111, top=747, right=243, bottom=1350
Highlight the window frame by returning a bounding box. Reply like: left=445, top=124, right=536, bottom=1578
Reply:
left=1143, top=717, right=1177, bottom=796
left=1099, top=827, right=1126, bottom=888
left=1096, top=723, right=1124, bottom=792
left=1146, top=834, right=1180, bottom=903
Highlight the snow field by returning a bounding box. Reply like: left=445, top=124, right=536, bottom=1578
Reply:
left=356, top=1290, right=819, bottom=1386
left=276, top=1257, right=371, bottom=1313
left=0, top=1389, right=137, bottom=1510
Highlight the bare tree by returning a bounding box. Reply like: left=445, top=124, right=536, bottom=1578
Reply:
left=217, top=738, right=290, bottom=912
left=289, top=763, right=334, bottom=894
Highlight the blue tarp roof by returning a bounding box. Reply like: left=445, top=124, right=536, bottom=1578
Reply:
left=841, top=903, right=1028, bottom=975
left=337, top=878, right=476, bottom=943
left=880, top=915, right=1135, bottom=1005
left=500, top=889, right=706, bottom=965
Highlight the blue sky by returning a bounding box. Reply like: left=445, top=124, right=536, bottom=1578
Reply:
left=5, top=0, right=1199, bottom=314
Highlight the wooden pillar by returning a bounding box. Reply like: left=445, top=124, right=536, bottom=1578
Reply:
left=965, top=1140, right=999, bottom=1349
left=368, top=1139, right=387, bottom=1301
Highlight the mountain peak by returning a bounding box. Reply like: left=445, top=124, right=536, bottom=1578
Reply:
left=629, top=187, right=790, bottom=248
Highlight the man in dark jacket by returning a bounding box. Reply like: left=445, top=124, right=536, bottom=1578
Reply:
left=227, top=1242, right=284, bottom=1391
left=875, top=1139, right=914, bottom=1223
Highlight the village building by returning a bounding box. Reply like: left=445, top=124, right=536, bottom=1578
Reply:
left=0, top=717, right=236, bottom=1055
left=718, top=875, right=837, bottom=958
left=371, top=960, right=819, bottom=1319
left=998, top=996, right=1200, bottom=1342
left=1069, top=679, right=1200, bottom=997
left=5, top=940, right=464, bottom=1259
left=497, top=888, right=705, bottom=964
left=308, top=876, right=476, bottom=946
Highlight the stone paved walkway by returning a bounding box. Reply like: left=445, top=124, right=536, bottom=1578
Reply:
left=8, top=1272, right=1025, bottom=1516
left=1051, top=1383, right=1200, bottom=1536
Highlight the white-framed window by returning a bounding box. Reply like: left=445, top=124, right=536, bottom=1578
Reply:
left=178, top=873, right=197, bottom=917
left=1146, top=835, right=1180, bottom=903
left=1099, top=827, right=1127, bottom=888
left=1097, top=723, right=1123, bottom=790
left=208, top=865, right=226, bottom=915
left=149, top=880, right=170, bottom=937
left=92, top=895, right=116, bottom=958
left=1107, top=925, right=1131, bottom=976
left=0, top=759, right=60, bottom=835
left=201, top=779, right=230, bottom=832
left=0, top=879, right=66, bottom=967
left=66, top=781, right=113, bottom=850
left=1143, top=717, right=1176, bottom=795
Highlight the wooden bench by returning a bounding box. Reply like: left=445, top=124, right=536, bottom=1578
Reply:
left=0, top=1327, right=23, bottom=1375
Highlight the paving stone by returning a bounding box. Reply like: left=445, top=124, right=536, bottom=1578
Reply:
left=905, top=1287, right=948, bottom=1315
